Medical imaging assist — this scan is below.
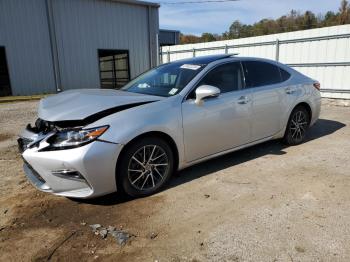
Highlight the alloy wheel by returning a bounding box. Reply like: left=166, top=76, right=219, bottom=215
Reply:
left=127, top=145, right=169, bottom=191
left=290, top=110, right=308, bottom=142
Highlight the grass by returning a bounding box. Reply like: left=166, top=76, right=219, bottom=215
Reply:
left=0, top=95, right=49, bottom=103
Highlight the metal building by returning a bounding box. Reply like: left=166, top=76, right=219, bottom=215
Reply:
left=159, top=29, right=180, bottom=46
left=0, top=0, right=159, bottom=96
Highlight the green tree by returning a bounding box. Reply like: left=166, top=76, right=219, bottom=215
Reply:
left=179, top=0, right=350, bottom=44
left=339, top=0, right=350, bottom=24
left=229, top=20, right=244, bottom=38
left=201, top=33, right=217, bottom=42
left=179, top=34, right=201, bottom=44
left=302, top=11, right=318, bottom=29
left=324, top=11, right=337, bottom=26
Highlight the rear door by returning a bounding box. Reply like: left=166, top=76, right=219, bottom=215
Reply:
left=242, top=60, right=286, bottom=141
left=182, top=61, right=252, bottom=162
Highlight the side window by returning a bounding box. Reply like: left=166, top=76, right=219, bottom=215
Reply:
left=197, top=62, right=243, bottom=94
left=243, top=61, right=282, bottom=88
left=280, top=68, right=291, bottom=82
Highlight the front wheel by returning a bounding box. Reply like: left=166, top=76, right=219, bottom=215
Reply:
left=118, top=137, right=174, bottom=198
left=283, top=106, right=310, bottom=145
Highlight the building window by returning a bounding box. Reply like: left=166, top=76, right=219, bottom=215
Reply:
left=0, top=47, right=12, bottom=96
left=98, top=50, right=130, bottom=89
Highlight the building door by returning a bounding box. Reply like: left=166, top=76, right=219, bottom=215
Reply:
left=0, top=47, right=12, bottom=96
left=98, top=50, right=130, bottom=89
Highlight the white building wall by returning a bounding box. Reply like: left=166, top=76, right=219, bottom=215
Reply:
left=161, top=25, right=350, bottom=99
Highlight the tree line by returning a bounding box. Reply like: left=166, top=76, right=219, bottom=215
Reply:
left=180, top=0, right=350, bottom=44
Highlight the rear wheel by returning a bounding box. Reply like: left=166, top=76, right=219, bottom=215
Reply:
left=283, top=106, right=310, bottom=145
left=118, top=137, right=174, bottom=197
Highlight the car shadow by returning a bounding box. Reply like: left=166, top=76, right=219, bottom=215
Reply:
left=168, top=118, right=345, bottom=189
left=305, top=118, right=346, bottom=142
left=74, top=118, right=345, bottom=206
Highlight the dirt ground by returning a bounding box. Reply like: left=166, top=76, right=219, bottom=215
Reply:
left=0, top=100, right=349, bottom=262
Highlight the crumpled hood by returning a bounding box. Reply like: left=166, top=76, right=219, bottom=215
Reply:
left=38, top=89, right=162, bottom=122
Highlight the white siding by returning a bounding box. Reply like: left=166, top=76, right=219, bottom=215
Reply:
left=161, top=25, right=350, bottom=99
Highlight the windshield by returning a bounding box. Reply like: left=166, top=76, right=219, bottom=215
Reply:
left=122, top=62, right=205, bottom=97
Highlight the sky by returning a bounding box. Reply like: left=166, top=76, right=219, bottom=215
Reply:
left=150, top=0, right=342, bottom=35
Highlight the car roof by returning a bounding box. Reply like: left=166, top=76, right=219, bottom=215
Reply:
left=166, top=55, right=294, bottom=74
left=168, top=54, right=283, bottom=66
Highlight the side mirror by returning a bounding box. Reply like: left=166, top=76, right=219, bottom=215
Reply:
left=195, top=85, right=221, bottom=105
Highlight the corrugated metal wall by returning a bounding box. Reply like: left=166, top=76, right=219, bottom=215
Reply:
left=161, top=25, right=350, bottom=99
left=0, top=0, right=159, bottom=95
left=0, top=0, right=56, bottom=95
left=52, top=0, right=156, bottom=90
left=159, top=30, right=180, bottom=46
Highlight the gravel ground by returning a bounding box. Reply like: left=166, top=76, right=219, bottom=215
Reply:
left=0, top=100, right=349, bottom=261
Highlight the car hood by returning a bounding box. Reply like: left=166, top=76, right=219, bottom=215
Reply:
left=38, top=89, right=162, bottom=122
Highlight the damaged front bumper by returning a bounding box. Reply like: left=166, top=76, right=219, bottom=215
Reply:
left=18, top=125, right=123, bottom=199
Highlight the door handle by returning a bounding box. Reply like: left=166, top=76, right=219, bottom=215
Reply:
left=285, top=87, right=296, bottom=94
left=238, top=96, right=250, bottom=104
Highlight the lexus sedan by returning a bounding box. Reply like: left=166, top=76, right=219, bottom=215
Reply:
left=18, top=55, right=321, bottom=199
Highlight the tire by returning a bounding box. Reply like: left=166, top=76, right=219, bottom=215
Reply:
left=117, top=137, right=174, bottom=198
left=283, top=105, right=310, bottom=146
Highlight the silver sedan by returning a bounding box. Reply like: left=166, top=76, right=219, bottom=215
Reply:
left=18, top=55, right=321, bottom=198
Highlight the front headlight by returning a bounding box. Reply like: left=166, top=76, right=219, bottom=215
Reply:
left=46, top=126, right=109, bottom=149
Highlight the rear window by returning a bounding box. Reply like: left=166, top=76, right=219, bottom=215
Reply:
left=242, top=61, right=283, bottom=88
left=280, top=68, right=291, bottom=81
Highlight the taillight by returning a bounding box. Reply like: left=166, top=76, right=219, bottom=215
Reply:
left=313, top=82, right=321, bottom=91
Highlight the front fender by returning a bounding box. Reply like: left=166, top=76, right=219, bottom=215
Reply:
left=86, top=96, right=186, bottom=167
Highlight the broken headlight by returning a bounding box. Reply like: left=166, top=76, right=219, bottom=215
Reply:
left=46, top=126, right=109, bottom=149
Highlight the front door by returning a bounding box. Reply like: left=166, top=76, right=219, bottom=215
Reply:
left=182, top=62, right=252, bottom=162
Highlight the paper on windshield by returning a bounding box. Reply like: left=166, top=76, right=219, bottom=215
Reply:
left=169, top=88, right=178, bottom=95
left=180, top=64, right=201, bottom=70
left=137, top=83, right=150, bottom=89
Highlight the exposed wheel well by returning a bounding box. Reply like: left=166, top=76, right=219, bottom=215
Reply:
left=115, top=131, right=179, bottom=184
left=294, top=102, right=312, bottom=122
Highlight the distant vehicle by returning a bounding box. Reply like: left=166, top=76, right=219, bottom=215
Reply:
left=18, top=55, right=321, bottom=199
